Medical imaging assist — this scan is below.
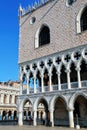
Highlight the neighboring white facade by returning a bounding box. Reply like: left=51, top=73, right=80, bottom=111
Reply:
left=0, top=82, right=20, bottom=120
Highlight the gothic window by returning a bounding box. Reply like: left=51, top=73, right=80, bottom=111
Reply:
left=9, top=95, right=12, bottom=104
left=68, top=0, right=74, bottom=5
left=81, top=7, right=87, bottom=32
left=67, top=0, right=76, bottom=6
left=39, top=25, right=50, bottom=46
left=4, top=95, right=7, bottom=104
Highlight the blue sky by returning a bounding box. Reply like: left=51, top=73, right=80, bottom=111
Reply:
left=0, top=0, right=35, bottom=82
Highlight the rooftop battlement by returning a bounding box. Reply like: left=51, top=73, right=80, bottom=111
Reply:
left=18, top=0, right=76, bottom=17
left=18, top=0, right=54, bottom=17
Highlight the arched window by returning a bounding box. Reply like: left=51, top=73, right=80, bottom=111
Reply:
left=68, top=0, right=74, bottom=5
left=39, top=25, right=50, bottom=46
left=4, top=95, right=7, bottom=104
left=9, top=95, right=12, bottom=104
left=81, top=7, right=87, bottom=32
left=66, top=0, right=75, bottom=6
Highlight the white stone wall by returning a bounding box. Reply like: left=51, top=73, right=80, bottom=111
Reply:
left=0, top=85, right=20, bottom=120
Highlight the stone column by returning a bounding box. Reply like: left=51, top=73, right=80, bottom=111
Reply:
left=50, top=109, right=54, bottom=127
left=20, top=81, right=23, bottom=95
left=6, top=95, right=10, bottom=104
left=11, top=111, right=14, bottom=120
left=34, top=72, right=37, bottom=93
left=12, top=95, right=15, bottom=104
left=66, top=68, right=71, bottom=89
left=57, top=71, right=61, bottom=90
left=49, top=72, right=52, bottom=91
left=76, top=66, right=81, bottom=88
left=18, top=109, right=23, bottom=126
left=1, top=94, right=4, bottom=104
left=20, top=73, right=23, bottom=95
left=33, top=110, right=37, bottom=126
left=26, top=73, right=30, bottom=94
left=68, top=109, right=74, bottom=128
left=41, top=71, right=44, bottom=92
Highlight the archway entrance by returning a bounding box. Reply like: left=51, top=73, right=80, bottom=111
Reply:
left=54, top=97, right=68, bottom=126
left=23, top=99, right=32, bottom=125
left=14, top=111, right=17, bottom=120
left=2, top=111, right=6, bottom=120
left=74, top=95, right=87, bottom=127
left=37, top=98, right=49, bottom=126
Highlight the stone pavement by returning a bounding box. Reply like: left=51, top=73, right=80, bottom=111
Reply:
left=0, top=125, right=87, bottom=130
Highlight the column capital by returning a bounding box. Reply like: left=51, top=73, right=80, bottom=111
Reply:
left=75, top=61, right=81, bottom=69
left=67, top=106, right=74, bottom=111
left=57, top=71, right=61, bottom=76
left=12, top=110, right=14, bottom=113
left=76, top=66, right=81, bottom=71
left=48, top=73, right=52, bottom=77
left=65, top=68, right=71, bottom=73
left=49, top=108, right=54, bottom=112
left=26, top=72, right=30, bottom=80
left=18, top=110, right=23, bottom=113
left=1, top=93, right=4, bottom=96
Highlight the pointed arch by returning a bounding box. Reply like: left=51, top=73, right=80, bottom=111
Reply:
left=19, top=97, right=33, bottom=110
left=49, top=95, right=68, bottom=111
left=68, top=92, right=87, bottom=110
left=80, top=59, right=87, bottom=81
left=77, top=5, right=87, bottom=33
left=33, top=97, right=48, bottom=111
left=61, top=64, right=67, bottom=84
left=51, top=65, right=58, bottom=86
left=35, top=24, right=50, bottom=48
left=70, top=62, right=77, bottom=83
left=81, top=6, right=87, bottom=32
left=49, top=95, right=68, bottom=126
left=43, top=67, right=49, bottom=86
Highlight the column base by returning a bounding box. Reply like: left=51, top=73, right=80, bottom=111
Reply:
left=18, top=122, right=23, bottom=126
left=76, top=125, right=80, bottom=129
left=70, top=124, right=74, bottom=128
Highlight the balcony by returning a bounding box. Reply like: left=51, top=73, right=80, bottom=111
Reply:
left=22, top=80, right=87, bottom=94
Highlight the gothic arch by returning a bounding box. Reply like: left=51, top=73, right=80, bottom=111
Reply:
left=51, top=65, right=58, bottom=85
left=49, top=95, right=68, bottom=111
left=35, top=24, right=50, bottom=48
left=33, top=97, right=48, bottom=111
left=19, top=97, right=33, bottom=110
left=76, top=4, right=87, bottom=33
left=70, top=61, right=77, bottom=83
left=68, top=92, right=87, bottom=110
left=60, top=64, right=67, bottom=84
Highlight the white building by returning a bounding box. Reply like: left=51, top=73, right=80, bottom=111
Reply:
left=0, top=81, right=20, bottom=120
left=17, top=0, right=87, bottom=128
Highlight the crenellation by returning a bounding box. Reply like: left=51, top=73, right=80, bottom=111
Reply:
left=18, top=0, right=60, bottom=17
left=18, top=0, right=77, bottom=18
